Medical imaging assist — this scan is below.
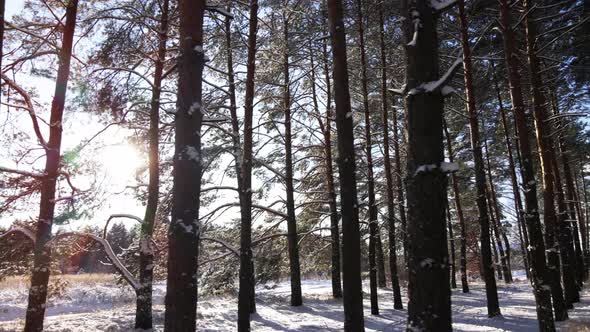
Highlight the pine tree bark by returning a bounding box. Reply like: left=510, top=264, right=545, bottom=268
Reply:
left=135, top=0, right=169, bottom=328
left=491, top=62, right=530, bottom=279
left=483, top=135, right=513, bottom=283
left=24, top=2, right=78, bottom=331
left=551, top=152, right=579, bottom=307
left=443, top=118, right=469, bottom=293
left=457, top=0, right=501, bottom=316
left=164, top=1, right=205, bottom=330
left=312, top=32, right=342, bottom=298
left=282, top=11, right=303, bottom=307
left=523, top=0, right=568, bottom=320
left=237, top=1, right=259, bottom=330
left=327, top=0, right=365, bottom=330
left=355, top=0, right=379, bottom=315
left=379, top=4, right=403, bottom=309
left=402, top=0, right=451, bottom=330
left=552, top=93, right=588, bottom=283
left=498, top=0, right=556, bottom=328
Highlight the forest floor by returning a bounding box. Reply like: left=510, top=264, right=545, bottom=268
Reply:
left=0, top=273, right=589, bottom=331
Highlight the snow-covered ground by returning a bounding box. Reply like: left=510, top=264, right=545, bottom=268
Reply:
left=0, top=276, right=589, bottom=331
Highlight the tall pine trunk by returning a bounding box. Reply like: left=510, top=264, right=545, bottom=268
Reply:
left=310, top=32, right=343, bottom=298
left=24, top=2, right=78, bottom=330
left=164, top=1, right=205, bottom=331
left=327, top=0, right=365, bottom=330
left=321, top=28, right=343, bottom=299
left=491, top=62, right=530, bottom=279
left=498, top=0, right=555, bottom=327
left=443, top=118, right=469, bottom=293
left=379, top=3, right=403, bottom=309
left=136, top=0, right=169, bottom=328
left=483, top=134, right=513, bottom=283
left=402, top=0, right=451, bottom=330
left=457, top=0, right=500, bottom=316
left=237, top=1, right=259, bottom=330
left=282, top=12, right=303, bottom=307
left=355, top=0, right=379, bottom=315
left=523, top=0, right=568, bottom=320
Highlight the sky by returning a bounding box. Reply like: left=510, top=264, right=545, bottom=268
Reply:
left=1, top=0, right=146, bottom=231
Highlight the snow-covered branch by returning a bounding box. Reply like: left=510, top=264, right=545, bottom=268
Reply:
left=408, top=57, right=463, bottom=96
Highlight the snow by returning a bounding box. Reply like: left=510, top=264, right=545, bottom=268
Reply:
left=1, top=277, right=588, bottom=331
left=414, top=162, right=459, bottom=176
left=430, top=0, right=458, bottom=12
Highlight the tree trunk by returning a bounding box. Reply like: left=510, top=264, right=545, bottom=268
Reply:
left=282, top=11, right=303, bottom=307
left=447, top=204, right=457, bottom=289
left=551, top=153, right=579, bottom=307
left=355, top=0, right=379, bottom=315
left=392, top=104, right=408, bottom=266
left=24, top=2, right=78, bottom=331
left=523, top=0, right=568, bottom=320
left=491, top=61, right=530, bottom=279
left=498, top=0, right=555, bottom=328
left=402, top=0, right=451, bottom=330
left=483, top=134, right=513, bottom=283
left=135, top=0, right=169, bottom=328
left=163, top=1, right=205, bottom=331
left=379, top=3, right=403, bottom=309
left=443, top=118, right=469, bottom=293
left=552, top=93, right=588, bottom=283
left=327, top=0, right=365, bottom=330
left=237, top=1, right=259, bottom=330
left=457, top=0, right=501, bottom=316
left=312, top=30, right=342, bottom=298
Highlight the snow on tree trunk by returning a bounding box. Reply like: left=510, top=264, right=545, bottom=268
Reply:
left=163, top=0, right=205, bottom=330
left=402, top=0, right=451, bottom=330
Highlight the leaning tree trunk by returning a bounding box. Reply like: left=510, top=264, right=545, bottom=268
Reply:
left=237, top=1, right=259, bottom=330
left=327, top=0, right=365, bottom=330
left=379, top=3, right=403, bottom=309
left=355, top=0, right=379, bottom=315
left=24, top=2, right=78, bottom=331
left=163, top=0, right=205, bottom=330
left=498, top=0, right=555, bottom=328
left=457, top=0, right=501, bottom=316
left=491, top=61, right=530, bottom=279
left=282, top=11, right=303, bottom=307
left=135, top=0, right=169, bottom=328
left=523, top=0, right=568, bottom=320
left=443, top=118, right=469, bottom=293
left=320, top=24, right=343, bottom=298
left=402, top=0, right=451, bottom=330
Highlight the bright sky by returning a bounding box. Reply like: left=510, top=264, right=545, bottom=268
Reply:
left=1, top=0, right=146, bottom=231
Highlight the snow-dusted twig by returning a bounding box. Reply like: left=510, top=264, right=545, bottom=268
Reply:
left=408, top=56, right=463, bottom=95
left=206, top=5, right=234, bottom=19
left=201, top=236, right=239, bottom=257
left=102, top=214, right=143, bottom=238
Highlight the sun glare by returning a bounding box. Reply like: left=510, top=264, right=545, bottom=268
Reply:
left=100, top=144, right=143, bottom=183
